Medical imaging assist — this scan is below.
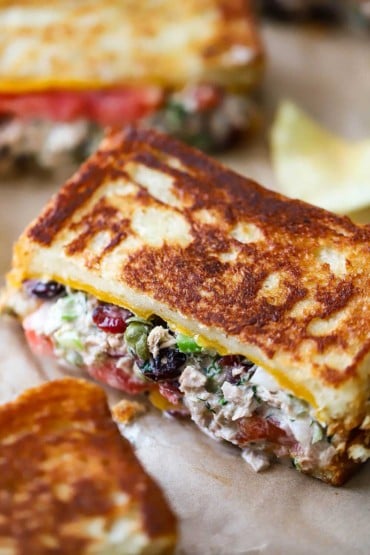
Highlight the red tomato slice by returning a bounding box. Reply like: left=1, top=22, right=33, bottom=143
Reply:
left=0, top=87, right=163, bottom=125
left=25, top=329, right=55, bottom=357
left=238, top=415, right=290, bottom=445
left=88, top=87, right=162, bottom=126
left=87, top=360, right=151, bottom=395
left=25, top=329, right=150, bottom=395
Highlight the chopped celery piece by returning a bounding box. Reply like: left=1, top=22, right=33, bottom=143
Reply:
left=57, top=295, right=83, bottom=322
left=311, top=421, right=324, bottom=444
left=65, top=351, right=83, bottom=367
left=176, top=333, right=202, bottom=354
left=55, top=329, right=83, bottom=351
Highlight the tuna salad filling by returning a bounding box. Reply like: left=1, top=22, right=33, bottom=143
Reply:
left=7, top=280, right=336, bottom=475
left=0, top=85, right=254, bottom=172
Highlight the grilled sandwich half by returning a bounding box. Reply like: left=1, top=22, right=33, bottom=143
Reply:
left=0, top=377, right=177, bottom=555
left=3, top=127, right=370, bottom=485
left=0, top=0, right=263, bottom=172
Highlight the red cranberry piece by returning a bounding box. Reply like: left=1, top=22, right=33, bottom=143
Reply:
left=225, top=368, right=240, bottom=385
left=26, top=280, right=66, bottom=300
left=158, top=381, right=183, bottom=405
left=165, top=409, right=190, bottom=419
left=219, top=355, right=254, bottom=369
left=92, top=303, right=131, bottom=334
left=219, top=355, right=243, bottom=368
left=191, top=84, right=223, bottom=112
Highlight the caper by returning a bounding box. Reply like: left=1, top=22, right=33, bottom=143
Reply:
left=124, top=322, right=150, bottom=360
left=135, top=334, right=150, bottom=361
left=124, top=322, right=147, bottom=346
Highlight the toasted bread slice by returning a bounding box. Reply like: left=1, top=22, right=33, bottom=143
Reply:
left=0, top=377, right=177, bottom=554
left=0, top=0, right=262, bottom=93
left=7, top=126, right=370, bottom=434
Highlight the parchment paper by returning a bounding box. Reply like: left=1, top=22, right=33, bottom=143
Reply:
left=0, top=23, right=369, bottom=555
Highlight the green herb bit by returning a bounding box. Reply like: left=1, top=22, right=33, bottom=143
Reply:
left=205, top=359, right=222, bottom=378
left=165, top=101, right=188, bottom=129
left=205, top=401, right=216, bottom=414
left=218, top=396, right=228, bottom=406
left=187, top=132, right=214, bottom=152
left=237, top=374, right=251, bottom=386
left=252, top=385, right=262, bottom=403
left=176, top=333, right=202, bottom=354
left=197, top=397, right=216, bottom=414
left=65, top=351, right=83, bottom=367
left=139, top=360, right=152, bottom=374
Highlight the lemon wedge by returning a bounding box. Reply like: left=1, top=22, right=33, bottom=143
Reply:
left=271, top=101, right=370, bottom=215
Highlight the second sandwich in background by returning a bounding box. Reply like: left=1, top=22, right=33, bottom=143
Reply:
left=0, top=0, right=263, bottom=172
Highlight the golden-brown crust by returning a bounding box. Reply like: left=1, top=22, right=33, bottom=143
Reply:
left=27, top=127, right=370, bottom=369
left=0, top=378, right=177, bottom=554
left=308, top=427, right=370, bottom=486
left=8, top=126, right=370, bottom=428
left=307, top=456, right=360, bottom=487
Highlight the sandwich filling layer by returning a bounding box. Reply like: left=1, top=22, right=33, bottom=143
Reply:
left=0, top=85, right=253, bottom=170
left=7, top=281, right=338, bottom=476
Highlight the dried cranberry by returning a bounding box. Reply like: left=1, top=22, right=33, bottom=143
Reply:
left=165, top=409, right=190, bottom=419
left=26, top=280, right=66, bottom=300
left=219, top=355, right=244, bottom=368
left=158, top=380, right=183, bottom=405
left=225, top=368, right=240, bottom=385
left=221, top=355, right=254, bottom=384
left=141, top=348, right=186, bottom=381
left=92, top=303, right=132, bottom=334
left=191, top=84, right=223, bottom=112
left=219, top=355, right=254, bottom=370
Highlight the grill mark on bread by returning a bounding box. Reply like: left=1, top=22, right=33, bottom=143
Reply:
left=28, top=161, right=128, bottom=245
left=65, top=197, right=129, bottom=263
left=319, top=365, right=357, bottom=387
left=316, top=281, right=355, bottom=318
left=121, top=240, right=309, bottom=354
left=115, top=128, right=367, bottom=239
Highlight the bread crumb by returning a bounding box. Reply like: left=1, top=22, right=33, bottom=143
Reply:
left=112, top=399, right=146, bottom=424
